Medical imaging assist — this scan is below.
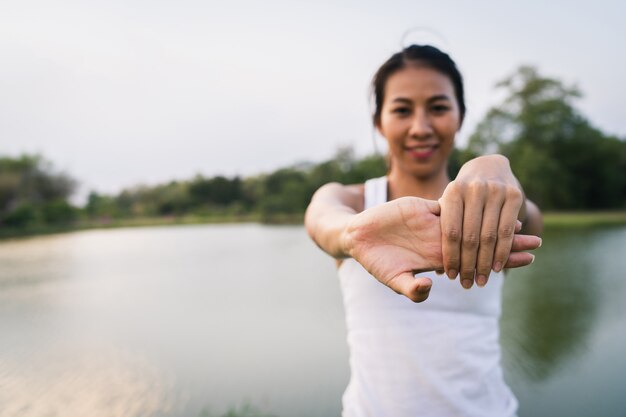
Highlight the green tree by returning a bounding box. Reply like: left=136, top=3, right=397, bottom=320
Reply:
left=0, top=154, right=77, bottom=228
left=259, top=168, right=309, bottom=217
left=189, top=175, right=244, bottom=208
left=468, top=66, right=626, bottom=210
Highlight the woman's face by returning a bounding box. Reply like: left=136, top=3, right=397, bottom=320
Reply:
left=377, top=65, right=461, bottom=181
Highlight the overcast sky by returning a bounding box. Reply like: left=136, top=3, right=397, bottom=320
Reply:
left=2, top=0, right=625, bottom=201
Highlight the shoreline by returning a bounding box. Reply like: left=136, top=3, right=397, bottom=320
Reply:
left=1, top=211, right=625, bottom=241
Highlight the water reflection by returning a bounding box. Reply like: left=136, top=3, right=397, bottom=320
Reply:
left=0, top=343, right=178, bottom=417
left=0, top=226, right=347, bottom=417
left=0, top=234, right=77, bottom=290
left=501, top=227, right=619, bottom=382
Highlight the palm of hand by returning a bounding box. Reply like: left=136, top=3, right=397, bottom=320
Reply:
left=346, top=197, right=442, bottom=302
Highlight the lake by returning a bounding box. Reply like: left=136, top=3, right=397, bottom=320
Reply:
left=0, top=224, right=625, bottom=417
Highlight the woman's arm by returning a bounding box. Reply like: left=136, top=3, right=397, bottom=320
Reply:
left=304, top=182, right=365, bottom=258
left=306, top=183, right=444, bottom=302
left=521, top=199, right=543, bottom=236
left=306, top=180, right=541, bottom=302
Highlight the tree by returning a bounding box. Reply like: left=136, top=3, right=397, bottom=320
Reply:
left=0, top=154, right=78, bottom=228
left=468, top=66, right=626, bottom=210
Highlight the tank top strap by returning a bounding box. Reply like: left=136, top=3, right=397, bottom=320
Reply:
left=364, top=176, right=388, bottom=209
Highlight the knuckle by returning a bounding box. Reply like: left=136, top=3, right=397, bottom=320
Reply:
left=506, top=186, right=523, bottom=202
left=468, top=180, right=487, bottom=195
left=445, top=228, right=461, bottom=243
left=487, top=181, right=504, bottom=194
left=445, top=257, right=459, bottom=269
left=442, top=182, right=462, bottom=200
left=449, top=181, right=463, bottom=193
left=499, top=224, right=515, bottom=239
left=480, top=230, right=498, bottom=245
left=462, top=233, right=479, bottom=249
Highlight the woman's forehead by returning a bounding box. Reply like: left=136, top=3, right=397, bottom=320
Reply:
left=384, top=66, right=455, bottom=101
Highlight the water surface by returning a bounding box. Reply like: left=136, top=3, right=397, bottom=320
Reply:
left=0, top=224, right=624, bottom=416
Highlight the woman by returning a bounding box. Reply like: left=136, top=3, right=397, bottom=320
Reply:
left=305, top=45, right=542, bottom=417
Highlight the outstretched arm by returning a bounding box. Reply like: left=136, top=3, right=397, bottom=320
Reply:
left=306, top=180, right=541, bottom=303
left=306, top=184, right=445, bottom=302
left=305, top=182, right=364, bottom=258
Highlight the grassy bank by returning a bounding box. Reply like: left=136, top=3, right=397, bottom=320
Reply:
left=2, top=211, right=625, bottom=241
left=543, top=211, right=626, bottom=228
left=0, top=212, right=305, bottom=240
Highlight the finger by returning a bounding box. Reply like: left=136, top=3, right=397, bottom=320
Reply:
left=511, top=235, right=542, bottom=252
left=386, top=273, right=432, bottom=303
left=459, top=183, right=487, bottom=289
left=439, top=191, right=463, bottom=281
left=504, top=252, right=535, bottom=268
left=475, top=192, right=505, bottom=287
left=515, top=219, right=522, bottom=233
left=492, top=192, right=523, bottom=272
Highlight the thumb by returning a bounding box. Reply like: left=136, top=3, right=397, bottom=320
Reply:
left=386, top=272, right=432, bottom=303
left=424, top=199, right=441, bottom=216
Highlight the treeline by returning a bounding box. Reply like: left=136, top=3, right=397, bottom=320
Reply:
left=1, top=66, right=625, bottom=235
left=0, top=155, right=78, bottom=232
left=0, top=148, right=393, bottom=233
left=85, top=149, right=388, bottom=222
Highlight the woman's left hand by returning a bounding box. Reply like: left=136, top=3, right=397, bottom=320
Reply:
left=438, top=154, right=532, bottom=289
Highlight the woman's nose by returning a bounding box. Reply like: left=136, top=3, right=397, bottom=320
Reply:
left=409, top=111, right=433, bottom=138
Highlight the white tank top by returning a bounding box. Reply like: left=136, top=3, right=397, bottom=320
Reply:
left=337, top=177, right=518, bottom=417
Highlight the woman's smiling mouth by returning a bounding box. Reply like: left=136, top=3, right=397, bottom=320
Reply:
left=406, top=144, right=439, bottom=159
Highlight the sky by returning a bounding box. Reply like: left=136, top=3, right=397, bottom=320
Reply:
left=2, top=0, right=625, bottom=202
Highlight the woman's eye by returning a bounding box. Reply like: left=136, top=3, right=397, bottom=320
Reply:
left=392, top=107, right=411, bottom=116
left=431, top=105, right=450, bottom=113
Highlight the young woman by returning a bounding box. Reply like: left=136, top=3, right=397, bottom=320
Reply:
left=305, top=45, right=542, bottom=417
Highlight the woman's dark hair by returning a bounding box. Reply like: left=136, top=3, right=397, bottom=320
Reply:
left=372, top=44, right=466, bottom=127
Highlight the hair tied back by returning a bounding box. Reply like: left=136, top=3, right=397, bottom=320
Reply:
left=400, top=27, right=450, bottom=51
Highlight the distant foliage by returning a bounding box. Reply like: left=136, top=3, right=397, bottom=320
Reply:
left=468, top=66, right=626, bottom=210
left=84, top=147, right=387, bottom=222
left=0, top=155, right=77, bottom=229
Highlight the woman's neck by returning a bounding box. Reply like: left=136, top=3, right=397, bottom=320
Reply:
left=387, top=168, right=450, bottom=201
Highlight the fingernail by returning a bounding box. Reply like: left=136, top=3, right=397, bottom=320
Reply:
left=462, top=279, right=473, bottom=289
left=530, top=254, right=535, bottom=264
left=447, top=269, right=457, bottom=280
left=476, top=275, right=487, bottom=287
left=538, top=238, right=542, bottom=248
left=493, top=261, right=503, bottom=272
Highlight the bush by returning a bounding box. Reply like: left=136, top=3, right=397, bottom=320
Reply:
left=2, top=203, right=38, bottom=228
left=42, top=200, right=78, bottom=225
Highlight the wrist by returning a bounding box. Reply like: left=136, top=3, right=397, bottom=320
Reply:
left=458, top=154, right=513, bottom=182
left=340, top=215, right=358, bottom=258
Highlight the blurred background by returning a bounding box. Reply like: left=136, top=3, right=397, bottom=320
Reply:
left=1, top=0, right=625, bottom=416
